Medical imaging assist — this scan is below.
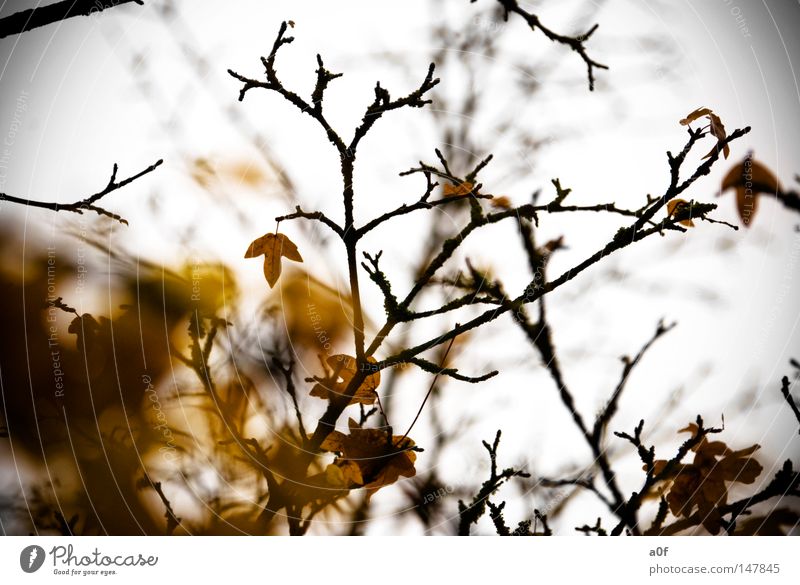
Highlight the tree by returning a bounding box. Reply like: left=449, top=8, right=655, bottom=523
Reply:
left=1, top=0, right=798, bottom=536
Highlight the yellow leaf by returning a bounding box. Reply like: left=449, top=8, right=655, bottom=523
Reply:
left=679, top=107, right=713, bottom=126
left=179, top=262, right=238, bottom=316
left=443, top=181, right=474, bottom=198
left=720, top=156, right=781, bottom=227
left=678, top=107, right=729, bottom=159
left=666, top=198, right=695, bottom=227
left=278, top=272, right=355, bottom=352
left=244, top=232, right=303, bottom=288
left=490, top=195, right=512, bottom=209
left=223, top=161, right=266, bottom=187
left=325, top=462, right=347, bottom=487
left=262, top=255, right=279, bottom=288
left=190, top=157, right=215, bottom=187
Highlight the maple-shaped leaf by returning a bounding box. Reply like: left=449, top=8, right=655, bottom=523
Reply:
left=244, top=232, right=303, bottom=288
left=650, top=424, right=763, bottom=534
left=320, top=418, right=416, bottom=498
left=679, top=107, right=729, bottom=159
left=443, top=181, right=474, bottom=198
left=720, top=155, right=781, bottom=227
left=666, top=198, right=695, bottom=227
left=309, top=354, right=380, bottom=405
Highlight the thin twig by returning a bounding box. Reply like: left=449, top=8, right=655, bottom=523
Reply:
left=401, top=335, right=458, bottom=443
left=478, top=0, right=608, bottom=90
left=0, top=159, right=163, bottom=224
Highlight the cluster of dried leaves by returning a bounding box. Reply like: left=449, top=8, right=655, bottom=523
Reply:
left=678, top=107, right=783, bottom=227
left=651, top=423, right=762, bottom=534
left=321, top=419, right=417, bottom=497
left=244, top=230, right=416, bottom=497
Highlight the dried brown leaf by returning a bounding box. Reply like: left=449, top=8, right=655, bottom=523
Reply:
left=443, top=181, right=474, bottom=198
left=679, top=107, right=713, bottom=126
left=490, top=195, right=512, bottom=209
left=652, top=425, right=763, bottom=534
left=309, top=354, right=380, bottom=405
left=720, top=156, right=781, bottom=227
left=244, top=232, right=303, bottom=288
left=679, top=107, right=729, bottom=160
left=666, top=198, right=695, bottom=227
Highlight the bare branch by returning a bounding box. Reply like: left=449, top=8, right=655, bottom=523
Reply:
left=592, top=320, right=676, bottom=444
left=275, top=205, right=344, bottom=239
left=475, top=0, right=608, bottom=90
left=458, top=430, right=530, bottom=535
left=0, top=159, right=163, bottom=224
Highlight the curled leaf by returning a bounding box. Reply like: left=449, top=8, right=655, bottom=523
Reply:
left=704, top=112, right=729, bottom=159
left=679, top=107, right=713, bottom=126
left=678, top=107, right=729, bottom=159
left=244, top=232, right=303, bottom=288
left=309, top=354, right=381, bottom=405
left=443, top=181, right=474, bottom=198
left=666, top=198, right=695, bottom=227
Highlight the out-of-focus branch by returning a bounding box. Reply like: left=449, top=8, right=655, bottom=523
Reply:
left=592, top=320, right=676, bottom=444
left=0, top=0, right=144, bottom=39
left=138, top=473, right=181, bottom=536
left=775, top=180, right=800, bottom=213
left=780, top=376, right=800, bottom=434
left=472, top=0, right=608, bottom=90
left=575, top=517, right=607, bottom=536
left=272, top=355, right=308, bottom=443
